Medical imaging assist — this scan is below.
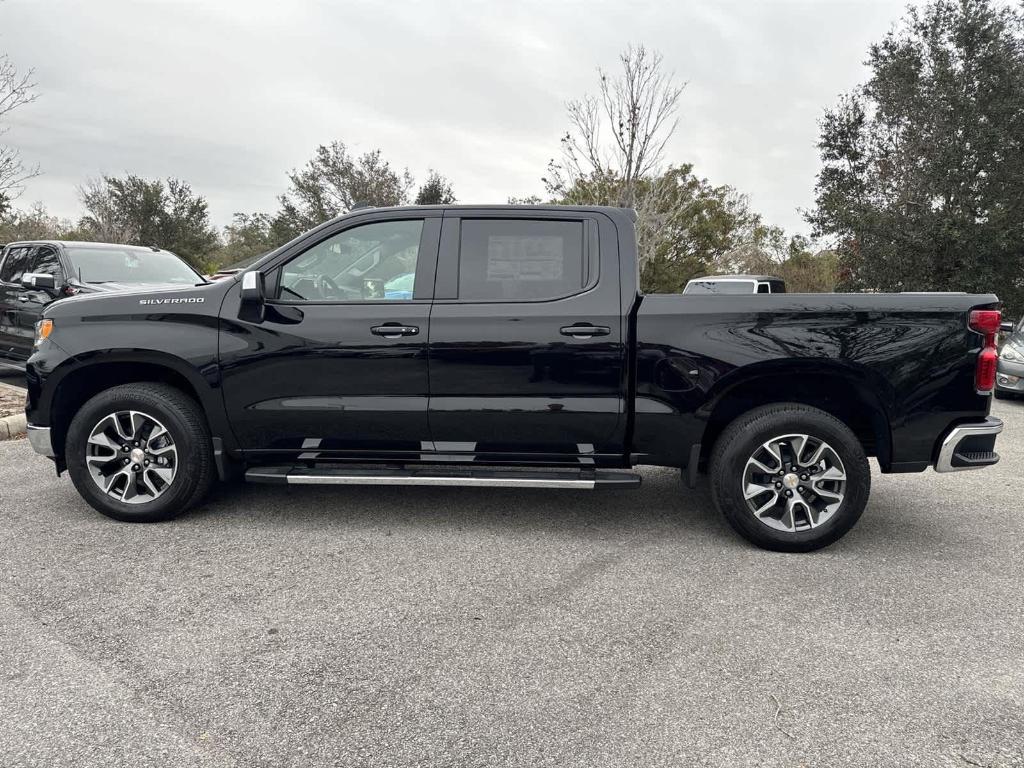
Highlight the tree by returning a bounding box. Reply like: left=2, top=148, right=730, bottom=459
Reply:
left=544, top=44, right=684, bottom=211
left=274, top=141, right=414, bottom=241
left=0, top=53, right=38, bottom=215
left=414, top=170, right=456, bottom=205
left=809, top=0, right=1024, bottom=314
left=215, top=212, right=276, bottom=268
left=0, top=202, right=74, bottom=243
left=77, top=175, right=220, bottom=270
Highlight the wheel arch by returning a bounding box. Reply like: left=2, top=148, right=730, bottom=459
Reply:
left=699, top=360, right=894, bottom=471
left=44, top=351, right=230, bottom=459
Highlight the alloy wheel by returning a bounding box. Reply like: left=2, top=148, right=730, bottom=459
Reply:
left=741, top=433, right=847, bottom=533
left=85, top=410, right=178, bottom=504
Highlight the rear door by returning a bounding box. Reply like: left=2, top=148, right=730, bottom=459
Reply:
left=426, top=210, right=627, bottom=462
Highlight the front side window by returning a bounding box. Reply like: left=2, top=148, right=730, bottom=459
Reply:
left=64, top=246, right=201, bottom=285
left=458, top=219, right=586, bottom=302
left=0, top=246, right=31, bottom=284
left=278, top=219, right=423, bottom=302
left=26, top=246, right=63, bottom=278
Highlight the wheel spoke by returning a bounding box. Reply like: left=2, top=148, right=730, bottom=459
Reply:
left=103, top=467, right=130, bottom=494
left=818, top=466, right=846, bottom=482
left=140, top=470, right=161, bottom=497
left=147, top=424, right=168, bottom=443
left=745, top=481, right=775, bottom=500
left=815, top=486, right=844, bottom=502
left=747, top=456, right=778, bottom=475
left=789, top=435, right=809, bottom=465
left=129, top=411, right=148, bottom=440
left=87, top=430, right=119, bottom=452
left=801, top=441, right=828, bottom=468
left=752, top=492, right=779, bottom=517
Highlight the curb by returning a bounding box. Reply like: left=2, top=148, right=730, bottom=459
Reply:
left=0, top=381, right=27, bottom=440
left=0, top=411, right=26, bottom=440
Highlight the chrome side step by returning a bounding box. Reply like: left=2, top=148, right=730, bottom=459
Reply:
left=245, top=465, right=641, bottom=489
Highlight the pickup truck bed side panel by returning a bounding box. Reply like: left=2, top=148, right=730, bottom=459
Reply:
left=634, top=292, right=998, bottom=470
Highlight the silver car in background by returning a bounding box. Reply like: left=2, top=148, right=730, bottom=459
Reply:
left=996, top=317, right=1024, bottom=399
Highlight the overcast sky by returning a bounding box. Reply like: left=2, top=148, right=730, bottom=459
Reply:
left=2, top=0, right=921, bottom=238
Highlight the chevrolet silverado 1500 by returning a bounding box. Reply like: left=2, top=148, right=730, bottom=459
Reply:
left=22, top=206, right=1004, bottom=551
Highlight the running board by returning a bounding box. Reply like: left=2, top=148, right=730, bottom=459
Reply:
left=245, top=465, right=641, bottom=489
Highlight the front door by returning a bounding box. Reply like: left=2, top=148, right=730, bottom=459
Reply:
left=12, top=245, right=63, bottom=361
left=426, top=211, right=627, bottom=462
left=219, top=214, right=440, bottom=460
left=0, top=245, right=63, bottom=363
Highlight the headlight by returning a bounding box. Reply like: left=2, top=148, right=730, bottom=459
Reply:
left=1001, top=345, right=1022, bottom=361
left=33, top=319, right=53, bottom=348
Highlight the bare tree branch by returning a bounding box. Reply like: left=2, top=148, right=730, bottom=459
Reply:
left=0, top=53, right=39, bottom=208
left=546, top=44, right=685, bottom=209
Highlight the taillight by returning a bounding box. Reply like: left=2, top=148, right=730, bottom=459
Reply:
left=970, top=309, right=1001, bottom=394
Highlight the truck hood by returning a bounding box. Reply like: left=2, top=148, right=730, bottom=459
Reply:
left=44, top=277, right=234, bottom=318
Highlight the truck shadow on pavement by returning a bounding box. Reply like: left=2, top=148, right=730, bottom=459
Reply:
left=185, top=464, right=948, bottom=555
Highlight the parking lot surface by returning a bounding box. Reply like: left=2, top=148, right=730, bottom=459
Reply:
left=1, top=399, right=1022, bottom=768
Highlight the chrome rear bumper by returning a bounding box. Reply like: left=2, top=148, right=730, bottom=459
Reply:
left=26, top=424, right=55, bottom=457
left=934, top=417, right=1003, bottom=473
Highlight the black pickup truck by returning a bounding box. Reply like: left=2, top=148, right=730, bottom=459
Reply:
left=22, top=205, right=1004, bottom=551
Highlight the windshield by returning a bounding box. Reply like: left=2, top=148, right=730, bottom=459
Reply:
left=65, top=246, right=201, bottom=285
left=684, top=280, right=756, bottom=295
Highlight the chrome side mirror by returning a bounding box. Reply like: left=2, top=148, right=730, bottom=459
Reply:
left=21, top=272, right=59, bottom=292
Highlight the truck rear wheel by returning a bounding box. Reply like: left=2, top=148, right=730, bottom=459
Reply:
left=65, top=383, right=215, bottom=522
left=709, top=403, right=870, bottom=552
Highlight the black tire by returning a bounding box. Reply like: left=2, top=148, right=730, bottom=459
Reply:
left=709, top=403, right=870, bottom=552
left=65, top=383, right=215, bottom=522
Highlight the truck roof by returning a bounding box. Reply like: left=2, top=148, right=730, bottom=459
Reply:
left=4, top=240, right=170, bottom=252
left=689, top=274, right=784, bottom=282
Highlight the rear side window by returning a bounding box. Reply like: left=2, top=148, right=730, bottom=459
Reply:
left=458, top=219, right=586, bottom=301
left=0, top=246, right=31, bottom=283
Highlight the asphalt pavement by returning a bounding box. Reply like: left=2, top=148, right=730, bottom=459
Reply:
left=1, top=399, right=1022, bottom=767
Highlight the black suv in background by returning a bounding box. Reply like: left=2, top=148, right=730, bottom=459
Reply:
left=0, top=241, right=203, bottom=370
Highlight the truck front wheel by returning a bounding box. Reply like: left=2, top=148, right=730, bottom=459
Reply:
left=709, top=403, right=870, bottom=552
left=65, top=383, right=215, bottom=522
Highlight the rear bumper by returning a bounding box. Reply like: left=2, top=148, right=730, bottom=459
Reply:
left=26, top=424, right=55, bottom=457
left=934, top=417, right=1003, bottom=473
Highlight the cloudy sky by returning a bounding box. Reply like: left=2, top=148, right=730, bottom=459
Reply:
left=2, top=0, right=920, bottom=237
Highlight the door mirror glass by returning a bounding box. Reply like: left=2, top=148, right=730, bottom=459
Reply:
left=21, top=272, right=58, bottom=292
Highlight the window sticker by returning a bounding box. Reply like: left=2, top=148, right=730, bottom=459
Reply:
left=486, top=236, right=564, bottom=282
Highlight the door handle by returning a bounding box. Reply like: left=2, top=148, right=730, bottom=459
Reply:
left=17, top=295, right=29, bottom=303
left=371, top=324, right=419, bottom=338
left=560, top=324, right=610, bottom=338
